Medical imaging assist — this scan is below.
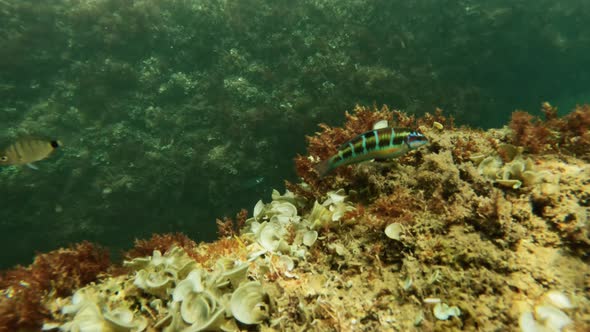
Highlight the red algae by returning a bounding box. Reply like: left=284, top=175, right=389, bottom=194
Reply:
left=123, top=232, right=198, bottom=261
left=509, top=102, right=590, bottom=157
left=0, top=242, right=109, bottom=332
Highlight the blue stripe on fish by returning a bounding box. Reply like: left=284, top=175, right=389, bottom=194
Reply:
left=374, top=130, right=379, bottom=149
left=389, top=128, right=395, bottom=147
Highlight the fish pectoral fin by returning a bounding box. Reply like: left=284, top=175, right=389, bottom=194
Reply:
left=26, top=163, right=39, bottom=170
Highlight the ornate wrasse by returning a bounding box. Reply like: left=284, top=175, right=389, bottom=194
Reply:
left=314, top=127, right=428, bottom=177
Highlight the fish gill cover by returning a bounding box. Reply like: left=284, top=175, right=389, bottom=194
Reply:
left=0, top=0, right=589, bottom=331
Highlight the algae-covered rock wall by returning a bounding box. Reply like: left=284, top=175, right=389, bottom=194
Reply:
left=1, top=106, right=588, bottom=331
left=1, top=0, right=589, bottom=268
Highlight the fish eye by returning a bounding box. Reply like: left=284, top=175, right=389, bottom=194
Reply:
left=0, top=156, right=7, bottom=162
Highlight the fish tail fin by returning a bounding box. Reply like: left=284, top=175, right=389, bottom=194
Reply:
left=313, top=159, right=332, bottom=178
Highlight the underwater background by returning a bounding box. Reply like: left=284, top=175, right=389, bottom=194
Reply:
left=0, top=0, right=589, bottom=269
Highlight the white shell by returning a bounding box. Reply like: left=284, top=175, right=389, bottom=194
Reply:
left=253, top=200, right=264, bottom=220
left=220, top=261, right=250, bottom=289
left=433, top=302, right=461, bottom=320
left=518, top=311, right=542, bottom=332
left=302, top=230, right=318, bottom=247
left=270, top=201, right=298, bottom=218
left=270, top=214, right=292, bottom=225
left=402, top=276, right=412, bottom=290
left=478, top=156, right=502, bottom=179
left=385, top=223, right=403, bottom=241
left=271, top=189, right=282, bottom=201
left=133, top=270, right=173, bottom=297
left=323, top=189, right=347, bottom=206
left=182, top=309, right=226, bottom=332
left=309, top=201, right=332, bottom=230
left=180, top=291, right=216, bottom=325
left=250, top=221, right=262, bottom=233
left=256, top=221, right=289, bottom=253
left=543, top=290, right=573, bottom=309
left=329, top=201, right=354, bottom=222
left=495, top=179, right=522, bottom=189
left=104, top=307, right=134, bottom=327
left=230, top=281, right=269, bottom=325
left=173, top=270, right=204, bottom=302
left=61, top=290, right=87, bottom=315
left=279, top=255, right=295, bottom=271
left=60, top=303, right=103, bottom=331
left=423, top=297, right=441, bottom=304
left=104, top=307, right=147, bottom=331
left=535, top=305, right=572, bottom=331
left=271, top=189, right=300, bottom=206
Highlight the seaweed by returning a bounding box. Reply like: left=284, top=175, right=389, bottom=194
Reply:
left=368, top=186, right=421, bottom=230
left=123, top=232, right=197, bottom=260
left=509, top=110, right=553, bottom=154
left=216, top=208, right=248, bottom=238
left=509, top=102, right=590, bottom=158
left=0, top=241, right=110, bottom=332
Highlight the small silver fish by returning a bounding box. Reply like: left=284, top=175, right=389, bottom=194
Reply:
left=314, top=122, right=428, bottom=177
left=0, top=137, right=61, bottom=167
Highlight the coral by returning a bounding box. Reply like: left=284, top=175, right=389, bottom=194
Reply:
left=0, top=242, right=109, bottom=331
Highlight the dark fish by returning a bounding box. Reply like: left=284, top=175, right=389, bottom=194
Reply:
left=0, top=137, right=61, bottom=167
left=314, top=126, right=428, bottom=177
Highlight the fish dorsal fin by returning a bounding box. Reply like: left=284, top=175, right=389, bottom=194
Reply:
left=336, top=119, right=390, bottom=150
left=373, top=119, right=388, bottom=130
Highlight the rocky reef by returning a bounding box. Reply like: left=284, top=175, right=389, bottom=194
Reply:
left=3, top=0, right=590, bottom=269
left=1, top=104, right=589, bottom=331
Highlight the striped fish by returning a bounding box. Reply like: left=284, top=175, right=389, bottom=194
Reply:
left=0, top=137, right=61, bottom=168
left=314, top=124, right=428, bottom=178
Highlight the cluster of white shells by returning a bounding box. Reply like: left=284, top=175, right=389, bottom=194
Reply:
left=161, top=258, right=268, bottom=331
left=519, top=290, right=575, bottom=332
left=472, top=144, right=541, bottom=189
left=46, top=189, right=354, bottom=331
left=49, top=246, right=269, bottom=331
left=246, top=189, right=354, bottom=261
left=127, top=246, right=197, bottom=298
left=43, top=289, right=148, bottom=332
